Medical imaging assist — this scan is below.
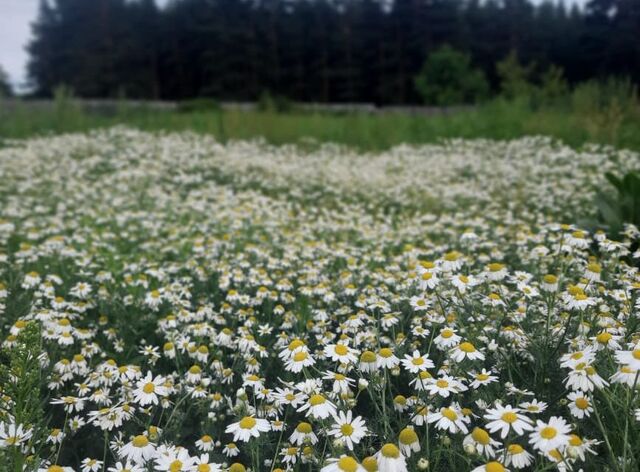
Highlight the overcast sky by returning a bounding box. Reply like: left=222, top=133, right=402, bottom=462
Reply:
left=1, top=0, right=587, bottom=90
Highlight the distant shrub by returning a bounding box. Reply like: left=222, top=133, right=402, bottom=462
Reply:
left=0, top=65, right=11, bottom=98
left=496, top=50, right=536, bottom=100
left=536, top=65, right=569, bottom=105
left=177, top=98, right=221, bottom=113
left=257, top=90, right=293, bottom=113
left=594, top=171, right=640, bottom=239
left=414, top=45, right=489, bottom=106
left=572, top=78, right=639, bottom=144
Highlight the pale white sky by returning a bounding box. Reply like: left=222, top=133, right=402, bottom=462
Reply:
left=0, top=0, right=587, bottom=91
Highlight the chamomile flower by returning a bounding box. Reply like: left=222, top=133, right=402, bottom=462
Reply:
left=375, top=443, right=408, bottom=472
left=297, top=394, right=337, bottom=419
left=118, top=435, right=156, bottom=464
left=325, top=343, right=360, bottom=364
left=484, top=405, right=533, bottom=439
left=0, top=422, right=33, bottom=448
left=224, top=416, right=270, bottom=442
left=427, top=406, right=469, bottom=434
left=528, top=416, right=571, bottom=452
left=451, top=341, right=485, bottom=362
left=321, top=456, right=366, bottom=472
left=328, top=410, right=368, bottom=450
left=615, top=347, right=640, bottom=370
left=133, top=372, right=168, bottom=406
left=566, top=391, right=593, bottom=418
left=398, top=427, right=420, bottom=457
left=471, top=461, right=509, bottom=472
left=503, top=444, right=533, bottom=469
left=401, top=350, right=434, bottom=373
left=289, top=422, right=318, bottom=446
left=376, top=347, right=400, bottom=369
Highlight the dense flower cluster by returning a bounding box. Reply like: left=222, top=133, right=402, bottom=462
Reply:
left=0, top=129, right=639, bottom=471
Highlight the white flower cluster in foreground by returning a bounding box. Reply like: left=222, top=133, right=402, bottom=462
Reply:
left=0, top=129, right=639, bottom=472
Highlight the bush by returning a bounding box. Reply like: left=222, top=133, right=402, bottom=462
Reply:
left=177, top=98, right=221, bottom=113
left=414, top=45, right=489, bottom=106
left=0, top=65, right=12, bottom=98
left=572, top=78, right=640, bottom=144
left=496, top=50, right=536, bottom=100
left=594, top=170, right=640, bottom=238
left=257, top=90, right=293, bottom=113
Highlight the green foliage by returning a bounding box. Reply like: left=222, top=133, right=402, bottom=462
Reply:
left=496, top=50, right=536, bottom=100
left=594, top=171, right=640, bottom=238
left=536, top=65, right=569, bottom=105
left=177, top=98, right=221, bottom=113
left=2, top=92, right=640, bottom=152
left=571, top=78, right=640, bottom=145
left=414, top=46, right=489, bottom=106
left=0, top=322, right=46, bottom=471
left=257, top=91, right=293, bottom=113
left=0, top=65, right=12, bottom=98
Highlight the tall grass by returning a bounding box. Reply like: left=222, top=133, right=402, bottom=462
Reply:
left=1, top=79, right=639, bottom=151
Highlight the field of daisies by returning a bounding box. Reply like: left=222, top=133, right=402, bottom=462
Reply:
left=1, top=128, right=640, bottom=472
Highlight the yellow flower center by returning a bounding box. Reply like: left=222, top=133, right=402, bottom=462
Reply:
left=444, top=251, right=460, bottom=261
left=361, top=351, right=376, bottom=363
left=362, top=456, right=378, bottom=472
left=379, top=348, right=393, bottom=358
left=441, top=329, right=453, bottom=338
left=436, top=379, right=449, bottom=388
left=575, top=397, right=589, bottom=409
left=501, top=412, right=518, bottom=424
left=239, top=417, right=257, bottom=429
left=143, top=383, right=155, bottom=394
left=485, top=462, right=505, bottom=472
left=340, top=424, right=354, bottom=436
left=198, top=465, right=211, bottom=472
left=540, top=427, right=557, bottom=439
left=337, top=457, right=359, bottom=472
left=398, top=428, right=418, bottom=445
left=309, top=394, right=326, bottom=406
left=297, top=422, right=312, bottom=433
left=507, top=444, right=524, bottom=454
left=380, top=443, right=400, bottom=458
left=587, top=263, right=601, bottom=273
left=293, top=351, right=308, bottom=362
left=569, top=434, right=583, bottom=446
left=288, top=339, right=305, bottom=351
left=459, top=342, right=476, bottom=353
left=169, top=461, right=183, bottom=472
left=442, top=408, right=458, bottom=421
left=412, top=357, right=424, bottom=366
left=471, top=427, right=490, bottom=445
left=335, top=345, right=349, bottom=356
left=132, top=435, right=149, bottom=447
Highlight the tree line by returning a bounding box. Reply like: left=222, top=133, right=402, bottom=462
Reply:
left=26, top=0, right=640, bottom=104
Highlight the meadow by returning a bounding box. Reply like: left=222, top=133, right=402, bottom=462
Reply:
left=0, top=125, right=639, bottom=472
left=2, top=83, right=640, bottom=152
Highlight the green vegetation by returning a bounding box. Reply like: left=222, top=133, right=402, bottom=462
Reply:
left=414, top=45, right=488, bottom=105
left=594, top=171, right=640, bottom=238
left=1, top=81, right=639, bottom=152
